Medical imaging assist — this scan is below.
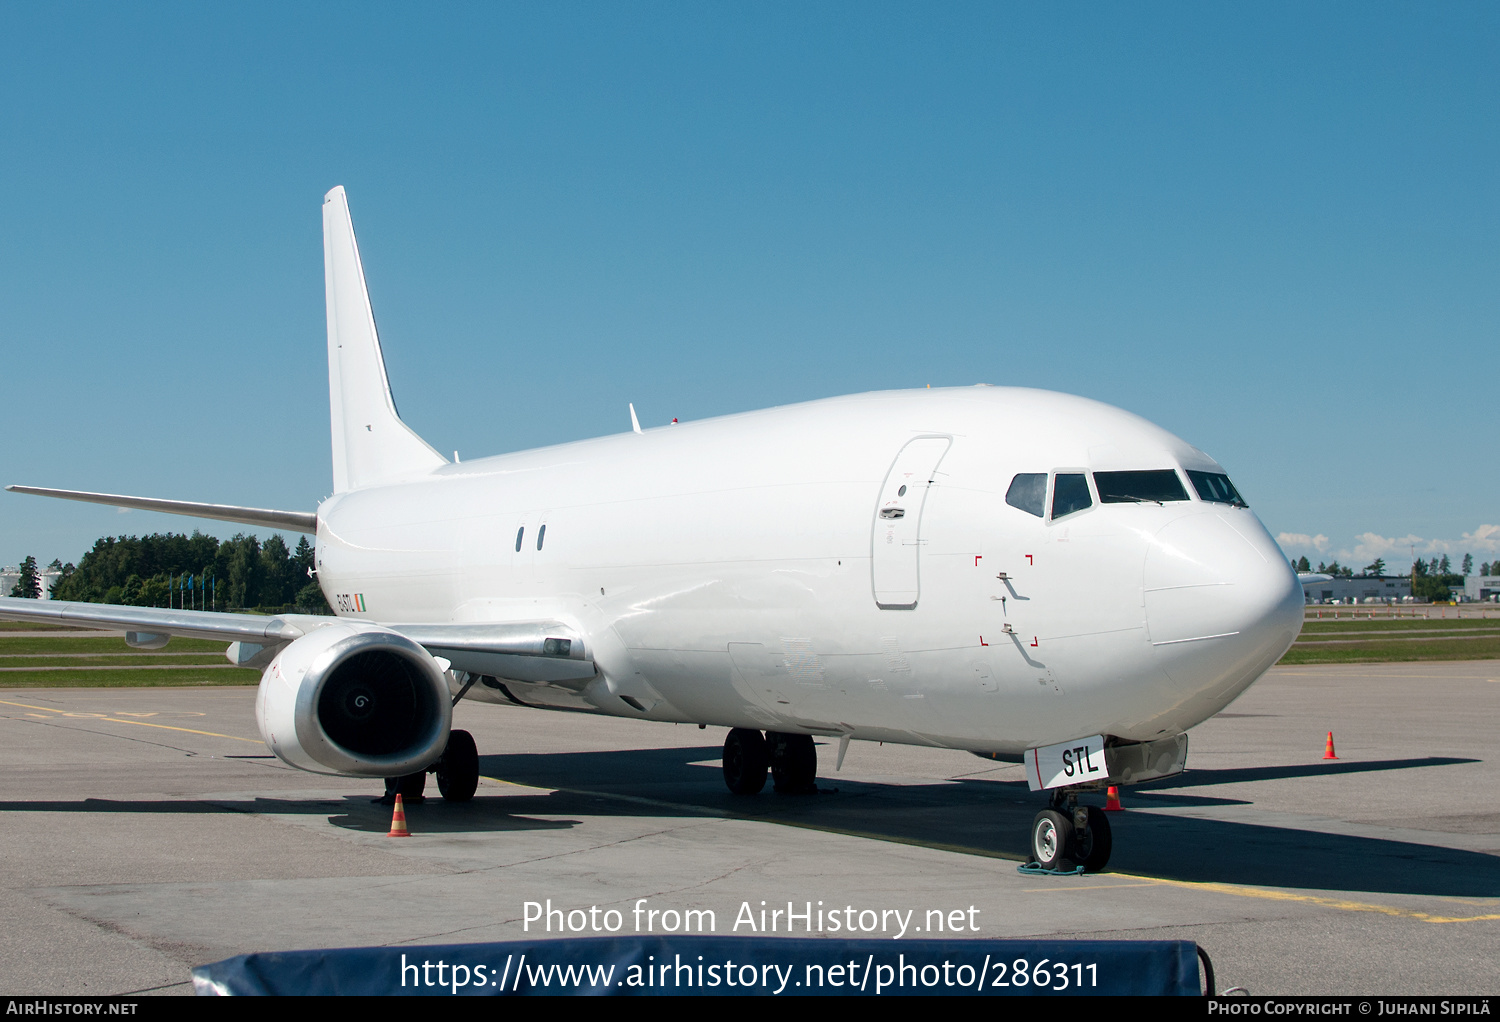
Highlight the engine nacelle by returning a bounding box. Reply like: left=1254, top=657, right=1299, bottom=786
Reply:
left=255, top=621, right=452, bottom=777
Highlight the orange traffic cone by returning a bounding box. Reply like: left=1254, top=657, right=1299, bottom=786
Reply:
left=1322, top=732, right=1337, bottom=760
left=388, top=793, right=411, bottom=837
left=1104, top=786, right=1123, bottom=811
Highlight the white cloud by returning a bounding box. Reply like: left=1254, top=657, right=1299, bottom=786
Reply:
left=1280, top=524, right=1500, bottom=568
left=1277, top=532, right=1328, bottom=553
left=1344, top=532, right=1426, bottom=564
left=1461, top=524, right=1500, bottom=553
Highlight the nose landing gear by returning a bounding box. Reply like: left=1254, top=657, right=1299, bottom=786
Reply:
left=1029, top=789, right=1112, bottom=872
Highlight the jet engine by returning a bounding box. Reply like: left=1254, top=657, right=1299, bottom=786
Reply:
left=254, top=621, right=452, bottom=777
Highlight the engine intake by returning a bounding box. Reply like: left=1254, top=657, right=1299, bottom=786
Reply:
left=255, top=621, right=452, bottom=776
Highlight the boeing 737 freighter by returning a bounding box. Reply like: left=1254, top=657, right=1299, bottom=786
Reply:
left=0, top=187, right=1303, bottom=872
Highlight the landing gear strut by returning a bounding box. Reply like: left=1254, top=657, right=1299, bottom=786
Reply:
left=378, top=772, right=426, bottom=805
left=1029, top=789, right=1112, bottom=872
left=376, top=729, right=479, bottom=805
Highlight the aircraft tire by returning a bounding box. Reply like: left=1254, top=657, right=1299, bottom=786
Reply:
left=436, top=729, right=479, bottom=802
left=768, top=732, right=817, bottom=794
left=1030, top=809, right=1075, bottom=870
left=1076, top=805, right=1112, bottom=872
left=722, top=728, right=769, bottom=795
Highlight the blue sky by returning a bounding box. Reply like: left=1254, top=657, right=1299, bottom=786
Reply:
left=2, top=3, right=1496, bottom=574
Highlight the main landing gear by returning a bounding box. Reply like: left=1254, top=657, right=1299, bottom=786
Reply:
left=378, top=729, right=480, bottom=805
left=722, top=728, right=819, bottom=795
left=433, top=729, right=479, bottom=802
left=1030, top=789, right=1112, bottom=872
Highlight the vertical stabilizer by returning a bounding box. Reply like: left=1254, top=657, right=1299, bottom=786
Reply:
left=323, top=186, right=447, bottom=493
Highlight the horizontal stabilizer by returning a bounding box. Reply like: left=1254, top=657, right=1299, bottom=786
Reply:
left=6, top=485, right=317, bottom=534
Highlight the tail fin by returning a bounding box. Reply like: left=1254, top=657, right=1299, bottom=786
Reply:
left=323, top=186, right=446, bottom=493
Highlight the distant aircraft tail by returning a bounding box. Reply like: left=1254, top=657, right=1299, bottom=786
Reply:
left=323, top=186, right=447, bottom=493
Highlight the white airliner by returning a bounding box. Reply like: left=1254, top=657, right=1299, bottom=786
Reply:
left=0, top=187, right=1303, bottom=872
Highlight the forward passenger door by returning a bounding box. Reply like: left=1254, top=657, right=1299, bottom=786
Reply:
left=871, top=436, right=952, bottom=609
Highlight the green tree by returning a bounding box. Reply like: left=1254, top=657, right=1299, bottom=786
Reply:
left=47, top=531, right=319, bottom=611
left=259, top=535, right=296, bottom=608
left=225, top=535, right=262, bottom=609
left=9, top=556, right=41, bottom=599
left=1461, top=553, right=1473, bottom=575
left=293, top=536, right=315, bottom=578
left=295, top=579, right=332, bottom=613
left=138, top=574, right=170, bottom=607
left=1363, top=558, right=1385, bottom=576
left=1296, top=556, right=1311, bottom=572
left=49, top=561, right=74, bottom=598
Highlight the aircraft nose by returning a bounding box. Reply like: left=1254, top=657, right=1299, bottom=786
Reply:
left=1143, top=510, right=1302, bottom=709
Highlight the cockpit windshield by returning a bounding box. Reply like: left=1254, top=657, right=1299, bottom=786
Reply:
left=1186, top=470, right=1247, bottom=507
left=1005, top=473, right=1047, bottom=517
left=1093, top=470, right=1189, bottom=504
left=1051, top=473, right=1092, bottom=518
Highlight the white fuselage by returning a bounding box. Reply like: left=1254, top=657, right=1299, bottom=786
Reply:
left=314, top=386, right=1303, bottom=756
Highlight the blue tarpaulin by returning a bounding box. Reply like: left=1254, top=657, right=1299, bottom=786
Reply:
left=193, top=936, right=1201, bottom=996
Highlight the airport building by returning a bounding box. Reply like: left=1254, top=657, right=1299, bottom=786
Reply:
left=1464, top=575, right=1500, bottom=602
left=1301, top=575, right=1411, bottom=604
left=0, top=565, right=61, bottom=600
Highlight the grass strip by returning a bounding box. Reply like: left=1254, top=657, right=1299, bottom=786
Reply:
left=0, top=636, right=230, bottom=655
left=1300, top=618, right=1500, bottom=633
left=0, top=656, right=231, bottom=668
left=0, top=668, right=259, bottom=688
left=0, top=622, right=98, bottom=632
left=1278, top=637, right=1500, bottom=664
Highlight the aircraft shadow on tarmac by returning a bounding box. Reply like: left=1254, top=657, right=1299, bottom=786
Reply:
left=322, top=798, right=578, bottom=835
left=471, top=747, right=1498, bottom=900
left=4, top=750, right=1491, bottom=898
left=0, top=796, right=577, bottom=836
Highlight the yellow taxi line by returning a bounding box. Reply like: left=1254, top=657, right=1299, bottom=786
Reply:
left=1120, top=874, right=1500, bottom=924
left=0, top=698, right=261, bottom=744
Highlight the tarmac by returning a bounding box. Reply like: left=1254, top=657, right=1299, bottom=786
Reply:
left=0, top=660, right=1496, bottom=996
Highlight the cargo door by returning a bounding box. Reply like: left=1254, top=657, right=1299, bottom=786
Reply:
left=871, top=436, right=952, bottom=609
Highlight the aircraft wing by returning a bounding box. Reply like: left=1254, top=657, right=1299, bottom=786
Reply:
left=393, top=622, right=597, bottom=688
left=0, top=595, right=313, bottom=644
left=0, top=597, right=596, bottom=686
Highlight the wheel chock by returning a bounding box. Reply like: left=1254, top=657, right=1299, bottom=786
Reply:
left=1016, top=861, right=1086, bottom=877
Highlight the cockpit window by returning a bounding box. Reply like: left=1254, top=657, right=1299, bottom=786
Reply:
left=1005, top=473, right=1047, bottom=517
left=1186, top=470, right=1247, bottom=507
left=1094, top=470, right=1189, bottom=504
left=1051, top=473, right=1092, bottom=519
